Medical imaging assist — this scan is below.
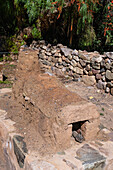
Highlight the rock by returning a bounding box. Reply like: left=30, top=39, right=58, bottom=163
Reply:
left=65, top=58, right=70, bottom=64
left=0, top=73, right=3, bottom=81
left=76, top=144, right=106, bottom=170
left=63, top=159, right=78, bottom=170
left=105, top=87, right=110, bottom=93
left=58, top=58, right=62, bottom=63
left=107, top=82, right=113, bottom=88
left=38, top=53, right=46, bottom=59
left=102, top=76, right=106, bottom=82
left=42, top=60, right=51, bottom=66
left=105, top=58, right=111, bottom=63
left=77, top=62, right=82, bottom=69
left=78, top=52, right=90, bottom=61
left=105, top=63, right=111, bottom=70
left=85, top=64, right=90, bottom=71
left=41, top=45, right=47, bottom=50
left=72, top=49, right=78, bottom=56
left=72, top=130, right=84, bottom=143
left=88, top=71, right=93, bottom=76
left=73, top=67, right=83, bottom=75
left=80, top=59, right=86, bottom=67
left=71, top=60, right=77, bottom=67
left=46, top=52, right=51, bottom=56
left=92, top=69, right=100, bottom=74
left=13, top=135, right=28, bottom=168
left=92, top=62, right=100, bottom=70
left=83, top=68, right=88, bottom=75
left=51, top=50, right=57, bottom=54
left=52, top=57, right=57, bottom=63
left=67, top=54, right=72, bottom=60
left=62, top=67, right=66, bottom=72
left=97, top=80, right=106, bottom=90
left=106, top=70, right=113, bottom=80
left=62, top=61, right=68, bottom=67
left=91, top=55, right=102, bottom=63
left=100, top=68, right=105, bottom=73
left=69, top=65, right=74, bottom=71
left=73, top=55, right=79, bottom=62
left=96, top=74, right=102, bottom=80
left=111, top=88, right=113, bottom=95
left=82, top=75, right=96, bottom=86
left=104, top=52, right=113, bottom=60
left=61, top=47, right=73, bottom=56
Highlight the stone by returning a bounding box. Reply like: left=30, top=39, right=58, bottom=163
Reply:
left=92, top=62, right=100, bottom=70
left=71, top=60, right=77, bottom=67
left=106, top=70, right=113, bottom=80
left=51, top=50, right=57, bottom=54
left=80, top=59, right=86, bottom=67
left=38, top=53, right=46, bottom=60
left=46, top=52, right=51, bottom=56
left=72, top=49, right=78, bottom=56
left=77, top=62, right=82, bottom=69
left=72, top=131, right=84, bottom=143
left=104, top=52, right=113, bottom=60
left=48, top=57, right=52, bottom=62
left=82, top=75, right=96, bottom=86
left=97, top=80, right=106, bottom=90
left=105, top=87, right=110, bottom=93
left=111, top=88, right=113, bottom=95
left=96, top=74, right=102, bottom=80
left=41, top=45, right=47, bottom=50
left=92, top=69, right=100, bottom=74
left=63, top=159, right=78, bottom=169
left=83, top=68, right=88, bottom=75
left=13, top=135, right=28, bottom=168
left=52, top=57, right=58, bottom=63
left=42, top=60, right=51, bottom=66
left=76, top=144, right=106, bottom=170
left=65, top=58, right=70, bottom=63
left=73, top=67, right=83, bottom=75
left=85, top=64, right=90, bottom=71
left=61, top=47, right=73, bottom=56
left=0, top=73, right=3, bottom=81
left=62, top=67, right=66, bottom=72
left=100, top=68, right=105, bottom=73
left=67, top=54, right=72, bottom=60
left=105, top=63, right=111, bottom=70
left=88, top=71, right=93, bottom=76
left=102, top=75, right=106, bottom=82
left=69, top=65, right=74, bottom=71
left=58, top=58, right=62, bottom=63
left=73, top=55, right=79, bottom=62
left=107, top=82, right=113, bottom=88
left=62, top=62, right=68, bottom=67
left=91, top=55, right=102, bottom=63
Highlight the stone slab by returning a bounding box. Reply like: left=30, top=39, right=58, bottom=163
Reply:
left=76, top=144, right=106, bottom=169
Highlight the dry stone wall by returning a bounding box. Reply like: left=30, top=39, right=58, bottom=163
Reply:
left=28, top=40, right=113, bottom=95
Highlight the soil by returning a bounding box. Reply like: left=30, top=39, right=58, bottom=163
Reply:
left=0, top=57, right=113, bottom=157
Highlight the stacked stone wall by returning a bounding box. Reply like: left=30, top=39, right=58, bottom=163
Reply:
left=27, top=40, right=113, bottom=95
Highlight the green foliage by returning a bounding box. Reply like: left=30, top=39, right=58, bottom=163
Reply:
left=0, top=80, right=12, bottom=84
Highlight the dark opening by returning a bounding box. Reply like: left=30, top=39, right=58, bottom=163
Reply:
left=70, top=120, right=88, bottom=143
left=72, top=120, right=87, bottom=132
